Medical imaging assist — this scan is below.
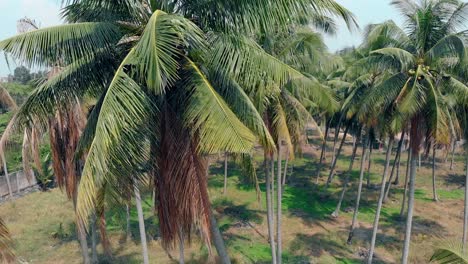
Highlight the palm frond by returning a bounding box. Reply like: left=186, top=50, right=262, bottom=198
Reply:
left=77, top=70, right=156, bottom=225
left=182, top=59, right=256, bottom=154
left=0, top=218, right=15, bottom=263
left=431, top=240, right=468, bottom=263
left=0, top=22, right=121, bottom=68
left=129, top=10, right=205, bottom=94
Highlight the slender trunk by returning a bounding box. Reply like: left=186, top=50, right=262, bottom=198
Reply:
left=393, top=144, right=403, bottom=185
left=223, top=152, right=228, bottom=195
left=384, top=131, right=405, bottom=203
left=366, top=144, right=373, bottom=189
left=264, top=156, right=277, bottom=264
left=352, top=135, right=356, bottom=151
left=367, top=138, right=394, bottom=264
left=401, top=153, right=417, bottom=264
left=315, top=122, right=330, bottom=184
left=179, top=228, right=185, bottom=264
left=347, top=136, right=369, bottom=244
left=276, top=144, right=282, bottom=264
left=134, top=185, right=149, bottom=264
left=332, top=133, right=360, bottom=218
left=432, top=145, right=438, bottom=202
left=71, top=193, right=90, bottom=264
left=463, top=154, right=468, bottom=252
left=210, top=208, right=231, bottom=264
left=450, top=139, right=456, bottom=170
left=98, top=209, right=112, bottom=258
left=270, top=157, right=275, bottom=235
left=326, top=124, right=350, bottom=186
left=418, top=152, right=421, bottom=171
left=331, top=116, right=343, bottom=164
left=126, top=204, right=131, bottom=241
left=282, top=148, right=289, bottom=186
left=91, top=214, right=98, bottom=264
left=2, top=156, right=12, bottom=198
left=400, top=149, right=412, bottom=219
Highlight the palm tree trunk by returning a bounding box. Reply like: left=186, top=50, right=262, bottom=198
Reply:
left=384, top=131, right=406, bottom=203
left=91, top=214, right=98, bottom=264
left=282, top=148, right=289, bottom=186
left=367, top=137, right=394, bottom=264
left=450, top=139, right=456, bottom=170
left=209, top=208, right=231, bottom=264
left=264, top=156, right=277, bottom=264
left=432, top=145, right=438, bottom=202
left=463, top=154, right=468, bottom=252
left=347, top=136, right=369, bottom=244
left=276, top=144, right=282, bottom=264
left=126, top=204, right=131, bottom=241
left=98, top=209, right=112, bottom=258
left=134, top=185, right=150, bottom=264
left=223, top=152, right=228, bottom=195
left=326, top=123, right=350, bottom=187
left=400, top=149, right=412, bottom=219
left=331, top=116, right=343, bottom=164
left=401, top=152, right=417, bottom=264
left=332, top=132, right=360, bottom=218
left=366, top=143, right=373, bottom=188
left=179, top=228, right=185, bottom=264
left=315, top=121, right=330, bottom=184
left=418, top=151, right=421, bottom=171
left=393, top=143, right=403, bottom=185
left=2, top=156, right=12, bottom=198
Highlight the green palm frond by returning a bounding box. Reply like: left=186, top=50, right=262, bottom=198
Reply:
left=0, top=22, right=121, bottom=68
left=212, top=71, right=275, bottom=151
left=181, top=0, right=357, bottom=34
left=129, top=10, right=205, bottom=94
left=208, top=33, right=338, bottom=112
left=431, top=241, right=468, bottom=263
left=182, top=59, right=256, bottom=154
left=426, top=34, right=465, bottom=67
left=77, top=70, right=156, bottom=225
left=14, top=50, right=118, bottom=129
left=441, top=76, right=468, bottom=106
left=371, top=47, right=416, bottom=72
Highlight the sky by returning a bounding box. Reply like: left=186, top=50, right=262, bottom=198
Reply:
left=0, top=0, right=414, bottom=77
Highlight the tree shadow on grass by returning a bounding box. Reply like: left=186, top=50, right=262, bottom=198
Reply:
left=443, top=173, right=465, bottom=188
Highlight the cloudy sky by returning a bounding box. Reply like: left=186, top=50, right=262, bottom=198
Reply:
left=0, top=0, right=406, bottom=76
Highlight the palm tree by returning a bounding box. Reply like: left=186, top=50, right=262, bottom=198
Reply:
left=360, top=1, right=468, bottom=262
left=0, top=0, right=356, bottom=262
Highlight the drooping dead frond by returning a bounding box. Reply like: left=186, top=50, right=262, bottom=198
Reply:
left=155, top=108, right=212, bottom=251
left=0, top=85, right=17, bottom=111
left=0, top=218, right=15, bottom=263
left=49, top=103, right=85, bottom=199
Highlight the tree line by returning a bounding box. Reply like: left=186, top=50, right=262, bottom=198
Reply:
left=0, top=0, right=467, bottom=263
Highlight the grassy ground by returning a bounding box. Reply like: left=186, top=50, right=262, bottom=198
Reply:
left=0, top=133, right=466, bottom=263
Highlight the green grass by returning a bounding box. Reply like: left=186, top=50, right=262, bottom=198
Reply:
left=1, top=139, right=467, bottom=263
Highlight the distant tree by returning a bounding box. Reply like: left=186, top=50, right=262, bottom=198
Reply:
left=13, top=66, right=31, bottom=84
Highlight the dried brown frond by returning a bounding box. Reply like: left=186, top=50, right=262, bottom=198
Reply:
left=154, top=109, right=212, bottom=251
left=49, top=103, right=85, bottom=200
left=0, top=218, right=15, bottom=263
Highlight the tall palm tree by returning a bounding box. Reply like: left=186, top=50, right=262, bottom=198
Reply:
left=0, top=0, right=356, bottom=262
left=361, top=1, right=468, bottom=262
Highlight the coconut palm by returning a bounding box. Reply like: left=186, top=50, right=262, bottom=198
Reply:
left=360, top=1, right=468, bottom=262
left=0, top=0, right=356, bottom=263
